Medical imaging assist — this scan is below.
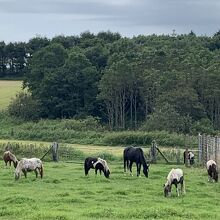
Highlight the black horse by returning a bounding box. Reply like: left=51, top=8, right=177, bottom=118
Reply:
left=123, top=146, right=150, bottom=177
left=84, top=157, right=110, bottom=178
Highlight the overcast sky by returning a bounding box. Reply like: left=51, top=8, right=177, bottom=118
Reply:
left=0, top=0, right=220, bottom=43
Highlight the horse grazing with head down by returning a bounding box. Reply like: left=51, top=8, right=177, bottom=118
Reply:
left=84, top=157, right=110, bottom=178
left=15, top=158, right=43, bottom=180
left=206, top=160, right=218, bottom=182
left=123, top=146, right=150, bottom=177
left=164, top=168, right=185, bottom=197
left=3, top=151, right=18, bottom=168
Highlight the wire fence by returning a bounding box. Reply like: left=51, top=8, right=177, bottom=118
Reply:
left=198, top=134, right=220, bottom=166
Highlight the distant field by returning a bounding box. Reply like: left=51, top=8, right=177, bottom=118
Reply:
left=0, top=161, right=219, bottom=220
left=0, top=80, right=23, bottom=110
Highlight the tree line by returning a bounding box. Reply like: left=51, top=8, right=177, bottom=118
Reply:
left=4, top=31, right=220, bottom=133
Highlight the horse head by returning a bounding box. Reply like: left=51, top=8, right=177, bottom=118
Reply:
left=143, top=163, right=150, bottom=178
left=104, top=169, right=110, bottom=178
left=164, top=184, right=171, bottom=197
left=14, top=170, right=20, bottom=180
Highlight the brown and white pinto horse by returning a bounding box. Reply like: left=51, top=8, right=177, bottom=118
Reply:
left=15, top=158, right=44, bottom=180
left=3, top=151, right=18, bottom=168
left=206, top=160, right=218, bottom=182
left=164, top=168, right=185, bottom=197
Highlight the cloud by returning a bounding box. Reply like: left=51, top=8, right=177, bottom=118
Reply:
left=0, top=0, right=220, bottom=42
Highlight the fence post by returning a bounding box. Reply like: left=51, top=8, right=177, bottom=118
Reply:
left=151, top=140, right=157, bottom=163
left=215, top=136, right=218, bottom=163
left=176, top=147, right=180, bottom=165
left=202, top=134, right=208, bottom=166
left=198, top=133, right=202, bottom=164
left=185, top=148, right=189, bottom=167
left=52, top=142, right=59, bottom=162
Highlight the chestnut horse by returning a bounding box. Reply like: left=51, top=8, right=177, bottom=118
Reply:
left=3, top=151, right=18, bottom=168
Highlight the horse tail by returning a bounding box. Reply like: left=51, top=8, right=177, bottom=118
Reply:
left=84, top=158, right=89, bottom=175
left=123, top=146, right=132, bottom=172
left=40, top=164, right=44, bottom=178
left=123, top=149, right=127, bottom=172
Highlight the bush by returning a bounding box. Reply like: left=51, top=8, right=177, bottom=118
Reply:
left=8, top=92, right=43, bottom=121
left=102, top=131, right=194, bottom=147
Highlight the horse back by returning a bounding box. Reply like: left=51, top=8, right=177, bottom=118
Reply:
left=124, top=146, right=143, bottom=162
left=84, top=157, right=98, bottom=169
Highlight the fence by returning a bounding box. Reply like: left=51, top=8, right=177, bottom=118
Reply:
left=198, top=134, right=220, bottom=165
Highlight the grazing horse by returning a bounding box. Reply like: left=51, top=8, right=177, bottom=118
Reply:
left=183, top=150, right=195, bottom=165
left=206, top=160, right=218, bottom=182
left=164, top=168, right=185, bottom=197
left=3, top=151, right=18, bottom=168
left=84, top=157, right=110, bottom=178
left=15, top=158, right=44, bottom=180
left=123, top=146, right=150, bottom=177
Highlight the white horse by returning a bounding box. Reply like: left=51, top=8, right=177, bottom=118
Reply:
left=15, top=158, right=43, bottom=180
left=206, top=160, right=218, bottom=182
left=164, top=168, right=185, bottom=197
left=3, top=151, right=18, bottom=168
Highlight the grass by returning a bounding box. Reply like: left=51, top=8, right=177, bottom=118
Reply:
left=0, top=80, right=22, bottom=110
left=0, top=161, right=219, bottom=220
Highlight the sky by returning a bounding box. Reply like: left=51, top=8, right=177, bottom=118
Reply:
left=0, top=0, right=220, bottom=43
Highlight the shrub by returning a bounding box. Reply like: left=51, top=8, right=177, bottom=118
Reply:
left=8, top=92, right=43, bottom=121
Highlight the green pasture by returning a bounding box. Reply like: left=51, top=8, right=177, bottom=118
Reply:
left=0, top=80, right=22, bottom=110
left=0, top=161, right=219, bottom=220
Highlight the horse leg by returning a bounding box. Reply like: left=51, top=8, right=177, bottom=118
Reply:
left=136, top=162, right=140, bottom=177
left=99, top=169, right=102, bottom=175
left=9, top=161, right=11, bottom=166
left=129, top=162, right=133, bottom=176
left=124, top=158, right=127, bottom=173
left=23, top=170, right=27, bottom=178
left=181, top=181, right=186, bottom=194
left=175, top=184, right=179, bottom=196
left=35, top=169, right=38, bottom=178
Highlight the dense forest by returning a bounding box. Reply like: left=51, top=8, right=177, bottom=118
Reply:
left=1, top=31, right=220, bottom=134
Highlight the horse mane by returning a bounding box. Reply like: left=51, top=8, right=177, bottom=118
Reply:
left=94, top=158, right=110, bottom=172
left=165, top=169, right=175, bottom=186
left=138, top=148, right=148, bottom=169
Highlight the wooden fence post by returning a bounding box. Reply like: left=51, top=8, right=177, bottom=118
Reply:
left=52, top=142, right=59, bottom=162
left=151, top=140, right=157, bottom=163
left=185, top=148, right=189, bottom=167
left=202, top=134, right=208, bottom=166
left=198, top=133, right=202, bottom=164
left=176, top=147, right=180, bottom=165
left=215, top=136, right=218, bottom=163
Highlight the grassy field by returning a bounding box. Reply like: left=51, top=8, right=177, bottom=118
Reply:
left=0, top=161, right=219, bottom=220
left=0, top=80, right=22, bottom=110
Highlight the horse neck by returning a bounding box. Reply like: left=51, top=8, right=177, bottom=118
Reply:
left=139, top=151, right=147, bottom=168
